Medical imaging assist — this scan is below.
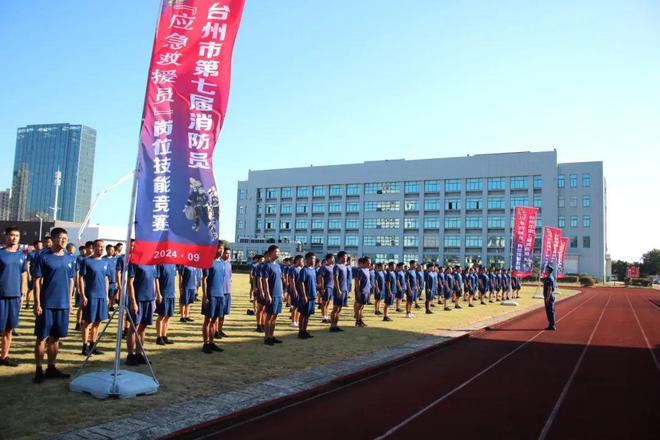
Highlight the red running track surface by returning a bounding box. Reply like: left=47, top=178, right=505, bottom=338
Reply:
left=171, top=288, right=659, bottom=440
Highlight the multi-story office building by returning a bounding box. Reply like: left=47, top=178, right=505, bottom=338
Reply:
left=11, top=123, right=97, bottom=222
left=0, top=188, right=11, bottom=221
left=235, top=151, right=607, bottom=278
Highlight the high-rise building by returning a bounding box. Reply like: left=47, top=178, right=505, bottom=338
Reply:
left=235, top=151, right=608, bottom=279
left=0, top=188, right=11, bottom=221
left=11, top=123, right=96, bottom=222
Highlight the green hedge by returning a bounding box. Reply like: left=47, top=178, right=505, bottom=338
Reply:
left=624, top=277, right=652, bottom=287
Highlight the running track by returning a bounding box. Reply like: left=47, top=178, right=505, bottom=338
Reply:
left=173, top=288, right=659, bottom=439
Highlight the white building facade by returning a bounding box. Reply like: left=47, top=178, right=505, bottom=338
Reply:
left=235, top=151, right=607, bottom=278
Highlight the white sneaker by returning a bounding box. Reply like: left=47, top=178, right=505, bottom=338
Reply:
left=405, top=312, right=412, bottom=318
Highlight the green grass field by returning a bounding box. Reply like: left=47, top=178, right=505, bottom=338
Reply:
left=0, top=274, right=574, bottom=439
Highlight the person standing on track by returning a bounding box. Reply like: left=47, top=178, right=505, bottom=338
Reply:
left=543, top=266, right=557, bottom=331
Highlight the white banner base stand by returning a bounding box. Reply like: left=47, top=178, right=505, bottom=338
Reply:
left=533, top=294, right=544, bottom=299
left=70, top=370, right=158, bottom=400
left=501, top=300, right=519, bottom=306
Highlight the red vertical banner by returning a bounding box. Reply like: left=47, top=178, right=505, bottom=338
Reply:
left=540, top=227, right=562, bottom=277
left=510, top=206, right=539, bottom=277
left=131, top=0, right=246, bottom=268
left=556, top=236, right=569, bottom=278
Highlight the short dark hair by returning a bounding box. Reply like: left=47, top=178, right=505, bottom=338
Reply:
left=92, top=239, right=104, bottom=246
left=5, top=226, right=19, bottom=235
left=325, top=253, right=335, bottom=260
left=116, top=242, right=123, bottom=247
left=85, top=241, right=94, bottom=247
left=50, top=228, right=67, bottom=238
left=304, top=252, right=315, bottom=260
left=266, top=245, right=279, bottom=254
left=43, top=235, right=52, bottom=241
left=106, top=244, right=114, bottom=250
left=409, top=260, right=416, bottom=265
left=79, top=246, right=85, bottom=251
left=337, top=251, right=347, bottom=259
left=33, top=240, right=42, bottom=246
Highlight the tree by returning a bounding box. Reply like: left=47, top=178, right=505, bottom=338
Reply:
left=641, top=249, right=660, bottom=276
left=611, top=260, right=629, bottom=280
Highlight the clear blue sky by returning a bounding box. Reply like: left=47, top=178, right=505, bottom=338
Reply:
left=1, top=1, right=658, bottom=261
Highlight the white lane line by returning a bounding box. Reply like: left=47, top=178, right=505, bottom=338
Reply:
left=537, top=294, right=612, bottom=440
left=626, top=293, right=660, bottom=373
left=374, top=292, right=599, bottom=440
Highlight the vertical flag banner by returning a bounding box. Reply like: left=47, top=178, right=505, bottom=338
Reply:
left=556, top=236, right=569, bottom=278
left=510, top=206, right=539, bottom=277
left=131, top=0, right=245, bottom=268
left=540, top=226, right=562, bottom=277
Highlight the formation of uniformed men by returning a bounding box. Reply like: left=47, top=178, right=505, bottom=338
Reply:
left=0, top=226, right=556, bottom=384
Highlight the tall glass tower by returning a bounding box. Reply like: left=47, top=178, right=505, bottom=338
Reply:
left=11, top=123, right=96, bottom=222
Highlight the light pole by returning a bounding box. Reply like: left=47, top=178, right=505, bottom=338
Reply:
left=35, top=214, right=43, bottom=239
left=77, top=172, right=133, bottom=243
left=51, top=169, right=62, bottom=222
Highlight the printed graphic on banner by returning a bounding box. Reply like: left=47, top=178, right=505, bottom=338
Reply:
left=131, top=0, right=245, bottom=268
left=540, top=226, right=562, bottom=277
left=626, top=266, right=640, bottom=278
left=510, top=206, right=539, bottom=277
left=557, top=236, right=569, bottom=278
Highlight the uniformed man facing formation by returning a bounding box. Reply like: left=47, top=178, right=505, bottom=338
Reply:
left=543, top=266, right=557, bottom=331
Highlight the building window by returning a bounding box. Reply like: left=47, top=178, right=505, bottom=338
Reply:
left=570, top=236, right=578, bottom=248
left=364, top=218, right=400, bottom=229
left=281, top=187, right=292, bottom=198
left=570, top=216, right=578, bottom=228
left=404, top=200, right=419, bottom=211
left=583, top=195, right=591, bottom=208
left=404, top=217, right=419, bottom=228
left=537, top=216, right=543, bottom=227
left=257, top=205, right=263, bottom=215
left=266, top=188, right=278, bottom=199
left=365, top=182, right=400, bottom=194
left=364, top=235, right=399, bottom=247
left=488, top=216, right=505, bottom=228
left=279, top=235, right=290, bottom=243
left=280, top=220, right=291, bottom=230
left=487, top=236, right=505, bottom=248
left=569, top=196, right=577, bottom=208
left=328, top=219, right=341, bottom=229
left=533, top=175, right=542, bottom=189
left=346, top=184, right=360, bottom=196
left=570, top=174, right=578, bottom=188
left=329, top=185, right=342, bottom=196
left=311, top=219, right=325, bottom=230
left=313, top=186, right=325, bottom=197
left=466, top=216, right=482, bottom=228
left=558, top=216, right=566, bottom=228
left=510, top=176, right=528, bottom=190
left=424, top=180, right=440, bottom=193
left=375, top=253, right=399, bottom=262
left=487, top=177, right=506, bottom=190
left=511, top=197, right=528, bottom=207
left=295, top=235, right=308, bottom=245
left=445, top=199, right=461, bottom=211
left=296, top=203, right=308, bottom=214
left=312, top=203, right=325, bottom=213
left=265, top=221, right=275, bottom=230
left=583, top=215, right=591, bottom=228
left=328, top=202, right=341, bottom=213
left=558, top=197, right=565, bottom=208
left=311, top=235, right=324, bottom=245
left=296, top=187, right=309, bottom=198
left=328, top=235, right=340, bottom=246
left=403, top=253, right=419, bottom=262
left=423, top=235, right=440, bottom=248
left=404, top=235, right=419, bottom=247
left=424, top=199, right=440, bottom=211
left=265, top=204, right=276, bottom=214
left=488, top=197, right=505, bottom=209
left=238, top=205, right=246, bottom=215
left=583, top=173, right=591, bottom=188
left=346, top=202, right=360, bottom=212
left=424, top=217, right=440, bottom=229
left=533, top=197, right=542, bottom=208
left=444, top=236, right=460, bottom=248
left=238, top=220, right=245, bottom=229
left=444, top=217, right=461, bottom=229
left=295, top=219, right=308, bottom=229
left=345, top=219, right=359, bottom=229
left=445, top=179, right=461, bottom=192
left=583, top=236, right=591, bottom=248
left=465, top=198, right=481, bottom=210
left=365, top=201, right=400, bottom=212
left=465, top=235, right=482, bottom=248
left=280, top=204, right=291, bottom=214
left=466, top=178, right=483, bottom=191
left=558, top=175, right=565, bottom=188
left=238, top=189, right=247, bottom=200
left=345, top=235, right=359, bottom=247
left=405, top=181, right=419, bottom=193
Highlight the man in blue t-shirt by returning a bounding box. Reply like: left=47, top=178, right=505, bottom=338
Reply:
left=0, top=227, right=27, bottom=366
left=80, top=239, right=110, bottom=356
left=424, top=263, right=438, bottom=314
left=202, top=242, right=226, bottom=354
left=453, top=266, right=464, bottom=309
left=74, top=242, right=93, bottom=331
left=343, top=256, right=353, bottom=307
left=543, top=266, right=557, bottom=330
left=405, top=261, right=418, bottom=319
left=395, top=262, right=406, bottom=313
left=178, top=265, right=197, bottom=323
left=373, top=262, right=386, bottom=317
left=24, top=240, right=42, bottom=310
left=443, top=267, right=454, bottom=311
left=218, top=246, right=233, bottom=338
left=296, top=252, right=317, bottom=339
left=330, top=251, right=349, bottom=332
left=288, top=255, right=303, bottom=330
left=354, top=256, right=371, bottom=327
left=318, top=254, right=335, bottom=324
left=103, top=244, right=119, bottom=315
left=261, top=245, right=283, bottom=345
left=126, top=260, right=159, bottom=366
left=33, top=227, right=75, bottom=383
left=156, top=263, right=177, bottom=345
left=250, top=254, right=266, bottom=332
left=384, top=262, right=397, bottom=322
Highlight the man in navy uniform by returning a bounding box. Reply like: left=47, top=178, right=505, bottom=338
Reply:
left=543, top=266, right=557, bottom=330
